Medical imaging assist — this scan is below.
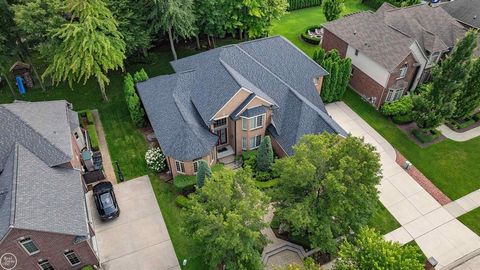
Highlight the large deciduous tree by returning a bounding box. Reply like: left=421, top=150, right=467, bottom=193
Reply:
left=151, top=0, right=196, bottom=60
left=182, top=167, right=270, bottom=269
left=335, top=227, right=424, bottom=270
left=273, top=133, right=381, bottom=253
left=453, top=58, right=480, bottom=120
left=323, top=0, right=343, bottom=21
left=106, top=0, right=153, bottom=58
left=194, top=0, right=227, bottom=48
left=42, top=0, right=126, bottom=101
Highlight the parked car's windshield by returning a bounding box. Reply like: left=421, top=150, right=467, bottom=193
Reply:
left=100, top=192, right=116, bottom=214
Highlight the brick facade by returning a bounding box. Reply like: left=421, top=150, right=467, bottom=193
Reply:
left=322, top=28, right=419, bottom=108
left=0, top=228, right=98, bottom=270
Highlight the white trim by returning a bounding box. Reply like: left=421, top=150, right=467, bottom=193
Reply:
left=64, top=250, right=81, bottom=267
left=175, top=160, right=185, bottom=174
left=240, top=113, right=265, bottom=131
left=211, top=88, right=252, bottom=121
left=19, top=238, right=39, bottom=256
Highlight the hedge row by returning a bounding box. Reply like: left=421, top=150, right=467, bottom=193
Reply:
left=87, top=124, right=99, bottom=151
left=412, top=129, right=441, bottom=144
left=301, top=25, right=322, bottom=45
left=287, top=0, right=322, bottom=11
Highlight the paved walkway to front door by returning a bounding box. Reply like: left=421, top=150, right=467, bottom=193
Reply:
left=325, top=102, right=480, bottom=269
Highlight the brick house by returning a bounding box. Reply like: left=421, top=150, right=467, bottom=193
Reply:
left=0, top=101, right=99, bottom=270
left=137, top=36, right=346, bottom=177
left=322, top=3, right=466, bottom=108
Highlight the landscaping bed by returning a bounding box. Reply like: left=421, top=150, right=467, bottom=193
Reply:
left=447, top=112, right=480, bottom=132
left=412, top=128, right=441, bottom=144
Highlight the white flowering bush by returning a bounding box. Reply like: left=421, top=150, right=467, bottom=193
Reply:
left=145, top=147, right=166, bottom=173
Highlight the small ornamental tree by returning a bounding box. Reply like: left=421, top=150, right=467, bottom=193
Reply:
left=181, top=167, right=270, bottom=269
left=133, top=68, right=149, bottom=82
left=412, top=84, right=443, bottom=131
left=273, top=133, right=381, bottom=253
left=335, top=227, right=424, bottom=270
left=323, top=0, right=343, bottom=22
left=256, top=136, right=274, bottom=172
left=196, top=160, right=211, bottom=188
left=145, top=147, right=166, bottom=172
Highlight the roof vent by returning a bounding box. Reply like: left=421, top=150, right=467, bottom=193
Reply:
left=474, top=15, right=477, bottom=20
left=353, top=30, right=357, bottom=35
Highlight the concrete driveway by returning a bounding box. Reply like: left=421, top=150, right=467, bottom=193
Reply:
left=86, top=176, right=180, bottom=270
left=325, top=102, right=480, bottom=269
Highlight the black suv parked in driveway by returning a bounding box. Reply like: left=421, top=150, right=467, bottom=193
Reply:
left=93, top=181, right=120, bottom=221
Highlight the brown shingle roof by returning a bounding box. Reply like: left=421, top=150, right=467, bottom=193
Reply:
left=323, top=11, right=415, bottom=71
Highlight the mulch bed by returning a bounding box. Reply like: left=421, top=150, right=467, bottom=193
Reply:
left=396, top=122, right=445, bottom=148
left=395, top=150, right=452, bottom=206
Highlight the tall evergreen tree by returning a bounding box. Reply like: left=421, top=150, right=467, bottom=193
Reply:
left=431, top=29, right=478, bottom=120
left=106, top=0, right=153, bottom=58
left=313, top=48, right=351, bottom=102
left=453, top=58, right=480, bottom=120
left=256, top=136, right=274, bottom=172
left=42, top=0, right=126, bottom=101
left=196, top=160, right=211, bottom=188
left=323, top=0, right=343, bottom=21
left=151, top=0, right=196, bottom=60
left=412, top=84, right=443, bottom=130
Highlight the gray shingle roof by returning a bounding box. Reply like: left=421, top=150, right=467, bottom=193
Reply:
left=441, top=0, right=480, bottom=29
left=324, top=3, right=466, bottom=70
left=138, top=36, right=346, bottom=160
left=240, top=106, right=268, bottom=118
left=0, top=101, right=89, bottom=240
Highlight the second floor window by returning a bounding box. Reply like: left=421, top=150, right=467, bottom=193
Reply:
left=242, top=115, right=264, bottom=131
left=19, top=238, right=39, bottom=255
left=398, top=64, right=408, bottom=79
left=175, top=160, right=185, bottom=174
left=213, top=118, right=227, bottom=128
left=64, top=250, right=81, bottom=266
left=38, top=259, right=54, bottom=270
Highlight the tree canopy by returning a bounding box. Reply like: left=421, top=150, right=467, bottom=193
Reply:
left=42, top=0, right=126, bottom=101
left=182, top=167, right=270, bottom=269
left=453, top=49, right=480, bottom=119
left=272, top=133, right=382, bottom=253
left=323, top=0, right=343, bottom=22
left=335, top=227, right=424, bottom=270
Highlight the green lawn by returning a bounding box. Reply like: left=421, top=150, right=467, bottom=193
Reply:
left=368, top=201, right=400, bottom=235
left=270, top=0, right=370, bottom=56
left=458, top=207, right=480, bottom=236
left=343, top=89, right=480, bottom=200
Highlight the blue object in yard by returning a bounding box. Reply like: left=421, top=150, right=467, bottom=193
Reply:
left=16, top=76, right=26, bottom=95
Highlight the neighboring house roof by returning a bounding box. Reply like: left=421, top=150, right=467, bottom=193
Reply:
left=382, top=4, right=465, bottom=53
left=323, top=10, right=415, bottom=71
left=0, top=101, right=89, bottom=241
left=441, top=0, right=480, bottom=29
left=323, top=3, right=466, bottom=70
left=138, top=36, right=346, bottom=160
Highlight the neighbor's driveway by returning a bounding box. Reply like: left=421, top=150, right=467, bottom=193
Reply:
left=325, top=102, right=480, bottom=269
left=86, top=176, right=180, bottom=270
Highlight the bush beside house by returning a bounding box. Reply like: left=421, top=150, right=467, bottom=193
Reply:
left=87, top=124, right=99, bottom=151
left=381, top=95, right=414, bottom=124
left=145, top=147, right=166, bottom=172
left=124, top=73, right=146, bottom=128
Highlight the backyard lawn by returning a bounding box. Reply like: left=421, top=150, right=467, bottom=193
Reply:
left=343, top=89, right=480, bottom=200
left=270, top=0, right=370, bottom=56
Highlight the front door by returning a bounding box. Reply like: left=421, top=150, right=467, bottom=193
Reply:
left=216, top=127, right=227, bottom=145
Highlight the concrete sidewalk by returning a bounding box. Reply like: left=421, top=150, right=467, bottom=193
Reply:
left=325, top=102, right=480, bottom=269
left=438, top=124, right=480, bottom=142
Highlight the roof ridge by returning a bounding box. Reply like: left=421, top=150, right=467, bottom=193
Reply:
left=0, top=107, right=71, bottom=167
left=11, top=144, right=18, bottom=233
left=232, top=45, right=344, bottom=135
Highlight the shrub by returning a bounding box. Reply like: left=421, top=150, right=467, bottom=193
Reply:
left=473, top=112, right=480, bottom=122
left=133, top=68, right=149, bottom=83
left=256, top=136, right=274, bottom=172
left=242, top=150, right=257, bottom=169
left=254, top=178, right=279, bottom=189
left=287, top=0, right=322, bottom=11
left=175, top=195, right=189, bottom=208
left=123, top=73, right=135, bottom=97
left=381, top=95, right=413, bottom=117
left=196, top=160, right=211, bottom=188
left=392, top=114, right=413, bottom=124
left=412, top=128, right=441, bottom=143
left=174, top=175, right=197, bottom=193
left=145, top=147, right=166, bottom=173
left=255, top=171, right=272, bottom=182
left=452, top=118, right=476, bottom=129
left=127, top=94, right=146, bottom=127
left=81, top=266, right=94, bottom=270
left=87, top=125, right=99, bottom=151
left=86, top=110, right=94, bottom=124
left=301, top=26, right=322, bottom=45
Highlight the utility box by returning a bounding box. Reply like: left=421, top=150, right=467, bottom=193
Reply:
left=404, top=160, right=412, bottom=170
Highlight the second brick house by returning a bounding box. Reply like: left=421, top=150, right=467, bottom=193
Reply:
left=322, top=3, right=466, bottom=108
left=137, top=36, right=346, bottom=177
